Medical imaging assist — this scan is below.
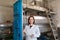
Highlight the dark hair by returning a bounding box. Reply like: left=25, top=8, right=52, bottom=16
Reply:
left=28, top=15, right=35, bottom=25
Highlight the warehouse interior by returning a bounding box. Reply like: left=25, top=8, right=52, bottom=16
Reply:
left=0, top=0, right=17, bottom=40
left=0, top=0, right=60, bottom=40
left=23, top=0, right=60, bottom=40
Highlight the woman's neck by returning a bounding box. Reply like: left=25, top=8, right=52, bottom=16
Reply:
left=30, top=24, right=33, bottom=28
left=30, top=24, right=33, bottom=26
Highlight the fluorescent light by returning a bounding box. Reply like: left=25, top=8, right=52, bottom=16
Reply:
left=34, top=16, right=46, bottom=19
left=24, top=16, right=46, bottom=19
left=36, top=0, right=43, bottom=2
left=0, top=24, right=5, bottom=26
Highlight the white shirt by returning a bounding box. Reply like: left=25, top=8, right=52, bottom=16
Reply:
left=23, top=24, right=40, bottom=40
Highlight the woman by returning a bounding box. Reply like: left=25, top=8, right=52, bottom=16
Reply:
left=23, top=16, right=40, bottom=40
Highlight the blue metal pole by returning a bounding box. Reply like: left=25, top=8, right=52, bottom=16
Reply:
left=13, top=0, right=22, bottom=40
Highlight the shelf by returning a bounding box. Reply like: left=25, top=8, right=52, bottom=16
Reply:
left=48, top=11, right=56, bottom=16
left=23, top=3, right=47, bottom=11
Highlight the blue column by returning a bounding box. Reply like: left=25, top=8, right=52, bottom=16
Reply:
left=13, top=0, right=22, bottom=40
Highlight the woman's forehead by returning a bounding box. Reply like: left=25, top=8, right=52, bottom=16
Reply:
left=30, top=17, right=34, bottom=19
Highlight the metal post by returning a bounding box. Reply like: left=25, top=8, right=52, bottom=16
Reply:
left=13, top=0, right=22, bottom=40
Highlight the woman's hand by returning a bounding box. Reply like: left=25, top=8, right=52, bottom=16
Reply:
left=23, top=31, right=26, bottom=35
left=30, top=34, right=34, bottom=38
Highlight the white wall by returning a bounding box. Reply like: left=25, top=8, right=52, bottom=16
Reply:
left=0, top=6, right=13, bottom=23
left=50, top=0, right=60, bottom=27
left=55, top=0, right=60, bottom=27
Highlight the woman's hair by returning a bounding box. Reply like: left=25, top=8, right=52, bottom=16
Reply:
left=28, top=15, right=35, bottom=25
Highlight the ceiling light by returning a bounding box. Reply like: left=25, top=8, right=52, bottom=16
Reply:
left=34, top=16, right=46, bottom=19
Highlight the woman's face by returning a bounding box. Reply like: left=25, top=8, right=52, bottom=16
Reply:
left=29, top=17, right=34, bottom=24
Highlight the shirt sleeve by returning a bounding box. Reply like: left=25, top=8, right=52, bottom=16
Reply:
left=23, top=25, right=27, bottom=33
left=23, top=25, right=28, bottom=37
left=34, top=26, right=40, bottom=38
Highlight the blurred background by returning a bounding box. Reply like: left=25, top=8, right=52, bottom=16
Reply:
left=23, top=0, right=60, bottom=40
left=0, top=0, right=60, bottom=40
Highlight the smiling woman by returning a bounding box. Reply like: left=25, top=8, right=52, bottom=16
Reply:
left=23, top=15, right=40, bottom=40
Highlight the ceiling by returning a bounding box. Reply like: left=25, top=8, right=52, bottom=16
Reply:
left=0, top=0, right=55, bottom=7
left=0, top=0, right=17, bottom=7
left=0, top=0, right=54, bottom=7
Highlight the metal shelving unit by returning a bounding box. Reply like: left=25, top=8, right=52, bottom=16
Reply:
left=23, top=0, right=59, bottom=40
left=46, top=0, right=59, bottom=40
left=46, top=11, right=59, bottom=40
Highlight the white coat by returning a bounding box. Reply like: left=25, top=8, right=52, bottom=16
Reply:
left=23, top=24, right=40, bottom=40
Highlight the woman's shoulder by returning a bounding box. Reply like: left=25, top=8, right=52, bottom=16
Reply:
left=34, top=24, right=39, bottom=26
left=25, top=25, right=29, bottom=26
left=25, top=25, right=29, bottom=28
left=34, top=25, right=39, bottom=28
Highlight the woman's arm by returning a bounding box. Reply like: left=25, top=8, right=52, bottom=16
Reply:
left=34, top=26, right=40, bottom=38
left=23, top=26, right=27, bottom=35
